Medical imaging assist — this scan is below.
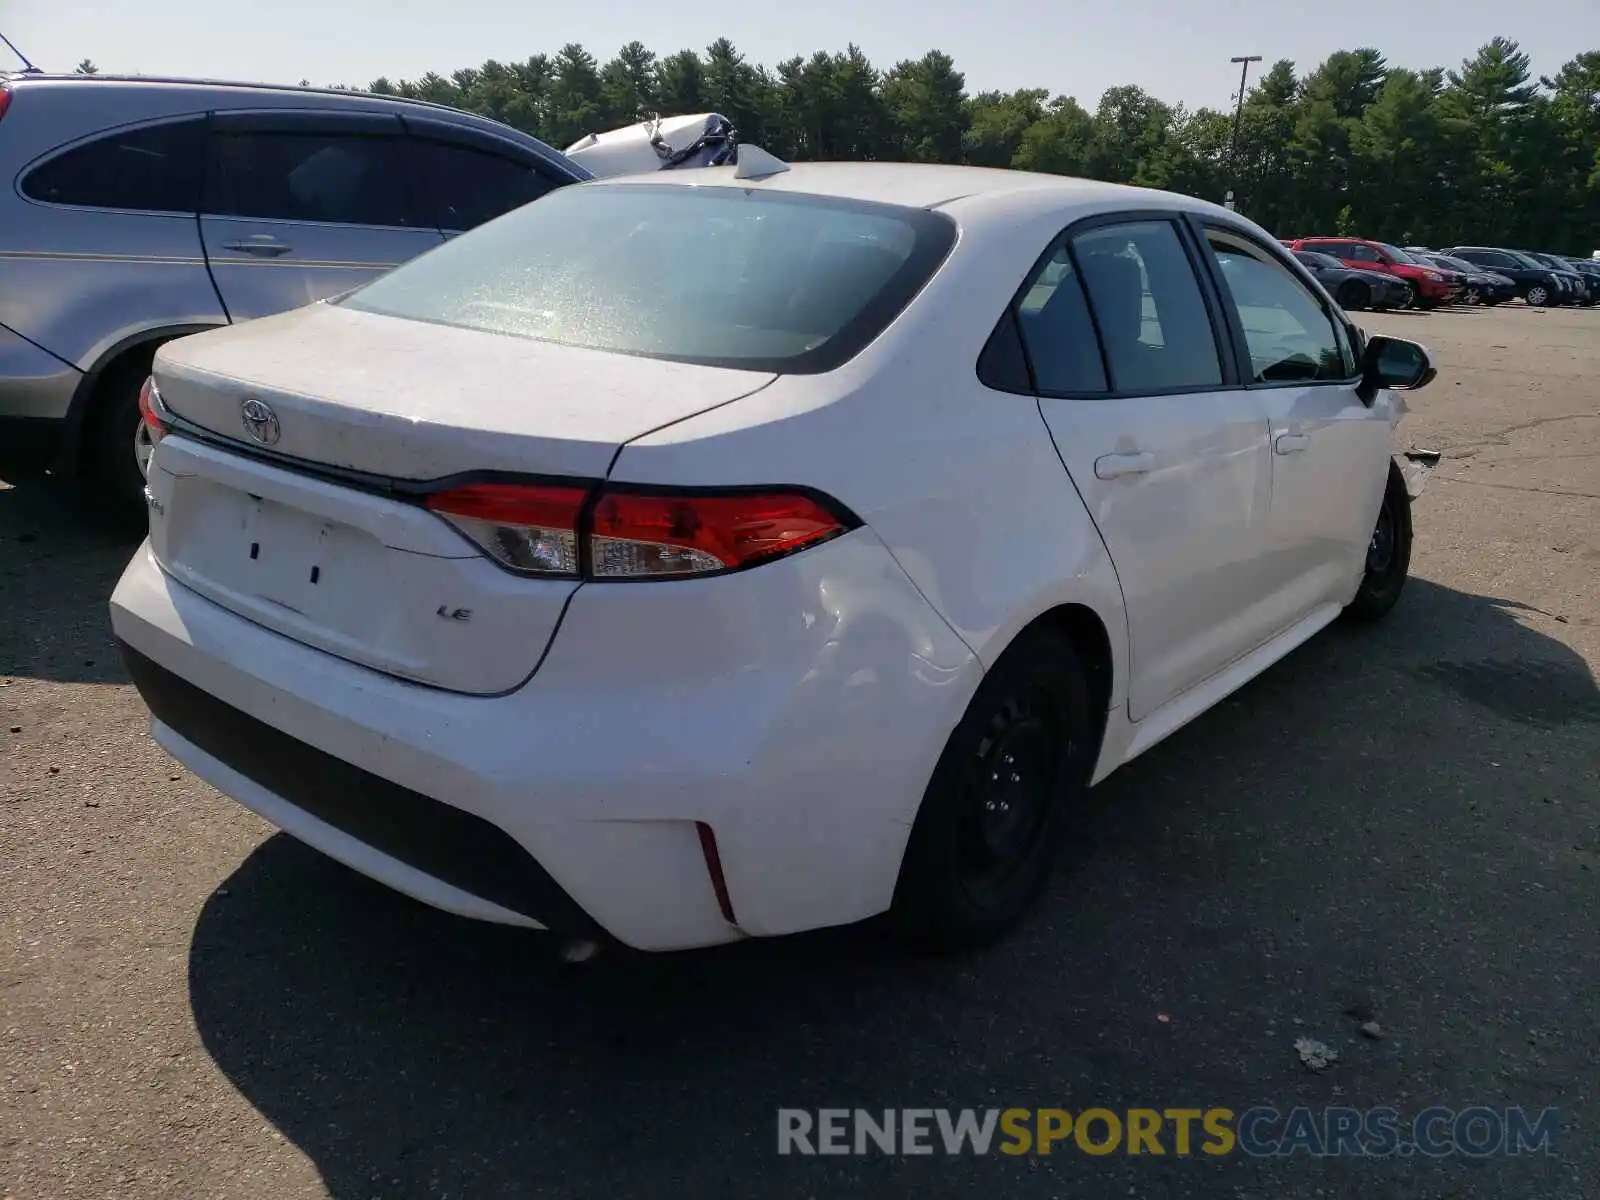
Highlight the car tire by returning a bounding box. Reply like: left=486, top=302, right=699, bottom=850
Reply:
left=1342, top=462, right=1412, bottom=623
left=889, top=628, right=1096, bottom=953
left=83, top=354, right=154, bottom=526
left=1335, top=280, right=1369, bottom=311
left=1525, top=285, right=1550, bottom=307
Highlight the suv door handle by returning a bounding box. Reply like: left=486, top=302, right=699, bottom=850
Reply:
left=1274, top=433, right=1310, bottom=454
left=1094, top=451, right=1156, bottom=480
left=222, top=236, right=292, bottom=257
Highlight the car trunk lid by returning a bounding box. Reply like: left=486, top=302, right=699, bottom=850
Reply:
left=146, top=304, right=776, bottom=694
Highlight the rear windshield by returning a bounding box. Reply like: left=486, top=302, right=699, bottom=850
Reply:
left=340, top=182, right=957, bottom=373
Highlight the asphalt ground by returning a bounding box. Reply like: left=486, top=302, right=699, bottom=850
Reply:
left=2, top=301, right=1597, bottom=1199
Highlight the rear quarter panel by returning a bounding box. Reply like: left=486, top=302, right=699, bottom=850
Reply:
left=611, top=190, right=1136, bottom=712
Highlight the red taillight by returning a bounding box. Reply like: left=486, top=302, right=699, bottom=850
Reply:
left=0, top=87, right=11, bottom=124
left=138, top=376, right=168, bottom=440
left=591, top=489, right=848, bottom=577
left=425, top=483, right=588, bottom=577
left=424, top=482, right=853, bottom=580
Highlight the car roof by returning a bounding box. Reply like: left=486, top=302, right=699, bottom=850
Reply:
left=1, top=71, right=485, bottom=120
left=593, top=159, right=1235, bottom=220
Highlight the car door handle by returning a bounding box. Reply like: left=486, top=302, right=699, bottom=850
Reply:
left=1094, top=451, right=1156, bottom=480
left=1274, top=433, right=1310, bottom=455
left=221, top=236, right=292, bottom=257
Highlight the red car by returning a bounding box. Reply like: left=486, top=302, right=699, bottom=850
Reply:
left=1287, top=238, right=1459, bottom=308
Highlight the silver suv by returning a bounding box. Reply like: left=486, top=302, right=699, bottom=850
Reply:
left=0, top=73, right=587, bottom=511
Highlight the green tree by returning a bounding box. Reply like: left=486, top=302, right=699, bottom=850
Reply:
left=881, top=50, right=967, bottom=162
left=600, top=42, right=658, bottom=125
left=364, top=35, right=1600, bottom=252
left=1012, top=96, right=1095, bottom=175
left=963, top=88, right=1048, bottom=168
left=656, top=50, right=707, bottom=118
left=547, top=43, right=605, bottom=147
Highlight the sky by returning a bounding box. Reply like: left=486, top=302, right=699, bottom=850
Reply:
left=4, top=0, right=1598, bottom=114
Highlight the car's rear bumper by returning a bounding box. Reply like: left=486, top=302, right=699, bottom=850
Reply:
left=110, top=532, right=981, bottom=951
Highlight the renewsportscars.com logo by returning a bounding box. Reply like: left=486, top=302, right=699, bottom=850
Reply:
left=777, top=1106, right=1560, bottom=1158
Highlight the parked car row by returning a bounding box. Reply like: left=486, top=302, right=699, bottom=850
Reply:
left=1277, top=235, right=1600, bottom=312
left=1410, top=244, right=1597, bottom=308
left=1282, top=238, right=1460, bottom=309
left=1288, top=249, right=1416, bottom=311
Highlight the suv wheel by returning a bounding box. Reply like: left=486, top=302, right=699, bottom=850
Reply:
left=84, top=353, right=155, bottom=523
left=1525, top=284, right=1550, bottom=307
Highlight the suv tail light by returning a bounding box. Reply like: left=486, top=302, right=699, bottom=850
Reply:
left=425, top=482, right=856, bottom=581
left=0, top=86, right=11, bottom=123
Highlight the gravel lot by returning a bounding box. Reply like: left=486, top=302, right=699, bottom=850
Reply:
left=3, top=302, right=1597, bottom=1199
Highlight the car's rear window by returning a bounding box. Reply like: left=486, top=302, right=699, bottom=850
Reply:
left=340, top=182, right=957, bottom=373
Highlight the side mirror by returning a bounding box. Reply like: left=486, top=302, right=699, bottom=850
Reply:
left=1358, top=334, right=1435, bottom=404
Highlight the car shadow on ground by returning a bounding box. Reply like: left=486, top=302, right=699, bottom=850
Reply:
left=186, top=577, right=1597, bottom=1199
left=0, top=475, right=143, bottom=684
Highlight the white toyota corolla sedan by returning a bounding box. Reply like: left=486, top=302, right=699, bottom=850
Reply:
left=111, top=156, right=1437, bottom=954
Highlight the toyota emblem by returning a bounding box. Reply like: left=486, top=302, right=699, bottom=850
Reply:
left=239, top=398, right=281, bottom=446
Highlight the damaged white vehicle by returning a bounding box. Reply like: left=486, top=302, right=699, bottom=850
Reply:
left=564, top=112, right=738, bottom=178
left=115, top=158, right=1442, bottom=956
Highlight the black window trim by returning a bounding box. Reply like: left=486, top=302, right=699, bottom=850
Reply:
left=1185, top=215, right=1364, bottom=389
left=200, top=107, right=428, bottom=232
left=17, top=112, right=211, bottom=218
left=398, top=113, right=578, bottom=181
left=399, top=128, right=566, bottom=234
left=977, top=207, right=1244, bottom=401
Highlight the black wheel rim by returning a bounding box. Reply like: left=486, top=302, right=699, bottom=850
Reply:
left=1367, top=497, right=1396, bottom=575
left=956, top=686, right=1067, bottom=903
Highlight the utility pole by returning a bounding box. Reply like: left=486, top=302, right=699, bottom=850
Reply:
left=1226, top=54, right=1262, bottom=211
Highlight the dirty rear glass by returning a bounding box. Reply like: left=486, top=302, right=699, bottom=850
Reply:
left=340, top=182, right=957, bottom=373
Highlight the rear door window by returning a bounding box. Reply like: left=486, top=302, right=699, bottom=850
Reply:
left=204, top=131, right=421, bottom=228
left=410, top=139, right=559, bottom=231
left=1013, top=244, right=1107, bottom=393
left=22, top=119, right=205, bottom=213
left=1069, top=220, right=1223, bottom=393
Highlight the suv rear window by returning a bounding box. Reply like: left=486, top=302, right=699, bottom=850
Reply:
left=339, top=183, right=957, bottom=373
left=22, top=119, right=205, bottom=213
